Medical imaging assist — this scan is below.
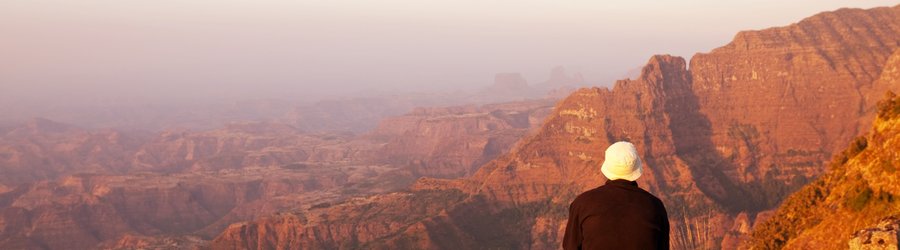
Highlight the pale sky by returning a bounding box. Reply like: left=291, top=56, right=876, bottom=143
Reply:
left=1, top=0, right=897, bottom=103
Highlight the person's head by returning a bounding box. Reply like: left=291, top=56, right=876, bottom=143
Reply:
left=600, top=141, right=643, bottom=181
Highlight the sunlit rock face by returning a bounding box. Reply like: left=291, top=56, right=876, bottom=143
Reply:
left=748, top=51, right=900, bottom=250
left=689, top=5, right=900, bottom=207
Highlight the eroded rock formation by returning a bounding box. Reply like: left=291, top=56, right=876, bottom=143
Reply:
left=0, top=99, right=549, bottom=249
left=748, top=54, right=900, bottom=250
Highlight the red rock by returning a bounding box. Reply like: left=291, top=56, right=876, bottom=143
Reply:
left=747, top=48, right=900, bottom=250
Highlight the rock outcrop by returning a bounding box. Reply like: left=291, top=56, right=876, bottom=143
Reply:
left=849, top=217, right=900, bottom=250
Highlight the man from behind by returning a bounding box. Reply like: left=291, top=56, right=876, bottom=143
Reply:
left=563, top=141, right=669, bottom=250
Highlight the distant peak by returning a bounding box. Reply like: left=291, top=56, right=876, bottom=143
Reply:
left=640, top=54, right=687, bottom=80
left=646, top=54, right=685, bottom=66
left=542, top=66, right=585, bottom=87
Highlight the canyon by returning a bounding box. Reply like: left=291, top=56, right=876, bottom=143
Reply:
left=0, top=97, right=555, bottom=249
left=2, top=4, right=900, bottom=250
left=211, top=5, right=900, bottom=250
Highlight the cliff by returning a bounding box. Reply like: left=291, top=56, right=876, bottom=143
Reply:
left=690, top=5, right=900, bottom=211
left=748, top=57, right=900, bottom=249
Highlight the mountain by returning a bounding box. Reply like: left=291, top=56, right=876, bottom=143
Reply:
left=747, top=51, right=900, bottom=250
left=210, top=5, right=900, bottom=249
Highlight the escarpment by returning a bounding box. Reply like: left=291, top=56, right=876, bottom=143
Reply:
left=748, top=92, right=900, bottom=249
left=690, top=5, right=900, bottom=210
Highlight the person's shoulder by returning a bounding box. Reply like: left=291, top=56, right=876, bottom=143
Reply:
left=643, top=191, right=667, bottom=209
left=572, top=186, right=604, bottom=203
left=629, top=186, right=664, bottom=203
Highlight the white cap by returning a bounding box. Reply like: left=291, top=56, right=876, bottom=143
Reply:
left=600, top=141, right=643, bottom=181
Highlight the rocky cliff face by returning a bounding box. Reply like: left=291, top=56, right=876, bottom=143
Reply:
left=748, top=55, right=900, bottom=250
left=690, top=5, right=900, bottom=210
left=210, top=5, right=900, bottom=250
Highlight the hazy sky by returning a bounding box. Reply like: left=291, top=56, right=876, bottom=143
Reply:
left=1, top=0, right=897, bottom=103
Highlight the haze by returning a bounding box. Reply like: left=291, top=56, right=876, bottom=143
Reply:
left=1, top=0, right=896, bottom=110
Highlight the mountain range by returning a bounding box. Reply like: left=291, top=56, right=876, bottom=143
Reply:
left=210, top=5, right=900, bottom=249
left=1, top=4, right=899, bottom=250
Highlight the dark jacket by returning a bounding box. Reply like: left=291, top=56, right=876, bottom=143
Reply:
left=562, top=179, right=669, bottom=250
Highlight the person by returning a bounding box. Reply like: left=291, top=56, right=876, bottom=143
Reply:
left=562, top=141, right=669, bottom=250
